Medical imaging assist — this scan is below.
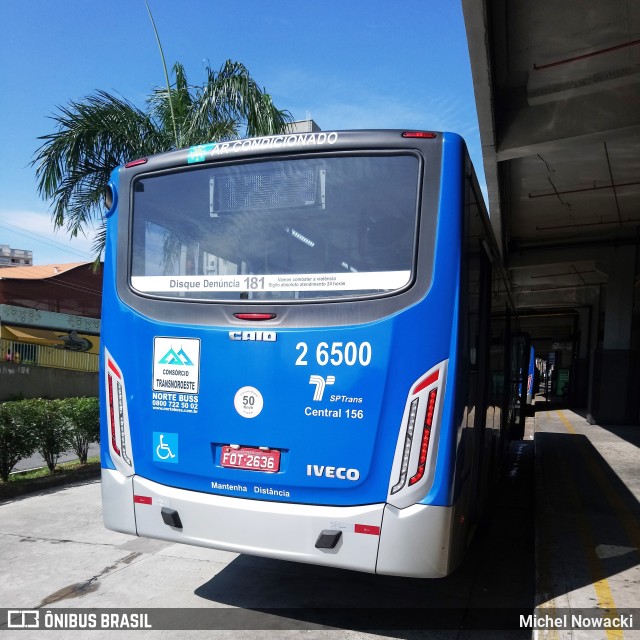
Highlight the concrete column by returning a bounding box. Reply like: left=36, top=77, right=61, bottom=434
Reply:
left=573, top=306, right=591, bottom=406
left=576, top=307, right=590, bottom=360
left=591, top=246, right=638, bottom=424
left=603, top=246, right=635, bottom=350
left=586, top=296, right=601, bottom=421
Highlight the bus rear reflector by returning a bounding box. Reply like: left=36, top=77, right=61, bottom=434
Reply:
left=134, top=495, right=152, bottom=505
left=355, top=524, right=380, bottom=535
left=413, top=370, right=439, bottom=395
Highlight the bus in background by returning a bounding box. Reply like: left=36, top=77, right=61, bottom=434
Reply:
left=526, top=346, right=536, bottom=406
left=100, top=130, right=516, bottom=578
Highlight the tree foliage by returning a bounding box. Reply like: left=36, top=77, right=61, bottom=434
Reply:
left=0, top=402, right=37, bottom=482
left=60, top=397, right=100, bottom=464
left=0, top=398, right=101, bottom=480
left=32, top=61, right=292, bottom=259
left=23, top=399, right=73, bottom=472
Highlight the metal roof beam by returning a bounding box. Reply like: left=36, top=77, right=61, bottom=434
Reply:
left=496, top=86, right=640, bottom=162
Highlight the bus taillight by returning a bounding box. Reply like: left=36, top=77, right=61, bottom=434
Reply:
left=104, top=349, right=134, bottom=474
left=390, top=399, right=419, bottom=494
left=401, top=131, right=437, bottom=139
left=125, top=157, right=148, bottom=168
left=408, top=389, right=437, bottom=486
left=107, top=376, right=120, bottom=456
left=388, top=361, right=446, bottom=503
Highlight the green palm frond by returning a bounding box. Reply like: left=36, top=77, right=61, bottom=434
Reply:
left=33, top=61, right=293, bottom=260
left=33, top=92, right=163, bottom=237
left=148, top=62, right=195, bottom=146
left=190, top=61, right=292, bottom=141
left=91, top=223, right=107, bottom=269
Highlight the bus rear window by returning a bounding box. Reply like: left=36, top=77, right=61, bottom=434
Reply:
left=130, top=154, right=420, bottom=301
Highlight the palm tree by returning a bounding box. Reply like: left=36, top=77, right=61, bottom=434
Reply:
left=32, top=61, right=293, bottom=259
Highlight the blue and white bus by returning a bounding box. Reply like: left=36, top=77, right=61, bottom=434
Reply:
left=101, top=130, right=515, bottom=578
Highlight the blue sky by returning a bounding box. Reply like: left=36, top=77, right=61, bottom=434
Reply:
left=0, top=0, right=483, bottom=265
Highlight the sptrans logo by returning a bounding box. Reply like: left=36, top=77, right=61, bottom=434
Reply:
left=153, top=337, right=200, bottom=393
left=309, top=375, right=335, bottom=401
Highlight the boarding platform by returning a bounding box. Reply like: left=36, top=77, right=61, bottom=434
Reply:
left=532, top=401, right=640, bottom=639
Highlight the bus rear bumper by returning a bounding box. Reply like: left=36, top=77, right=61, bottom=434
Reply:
left=101, top=467, right=136, bottom=535
left=101, top=469, right=455, bottom=578
left=377, top=503, right=454, bottom=578
left=102, top=469, right=384, bottom=574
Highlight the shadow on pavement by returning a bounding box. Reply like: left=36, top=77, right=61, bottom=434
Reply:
left=193, top=442, right=535, bottom=637
left=535, top=430, right=640, bottom=604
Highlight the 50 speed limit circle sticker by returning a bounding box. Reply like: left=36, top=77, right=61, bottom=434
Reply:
left=234, top=386, right=264, bottom=418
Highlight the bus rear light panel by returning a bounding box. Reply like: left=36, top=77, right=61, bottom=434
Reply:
left=387, top=360, right=447, bottom=508
left=408, top=388, right=437, bottom=486
left=390, top=398, right=419, bottom=494
left=104, top=348, right=135, bottom=475
left=401, top=131, right=437, bottom=139
left=107, top=376, right=120, bottom=456
left=115, top=382, right=132, bottom=466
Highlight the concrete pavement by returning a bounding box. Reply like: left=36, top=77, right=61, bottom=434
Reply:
left=0, top=441, right=536, bottom=639
left=533, top=403, right=640, bottom=639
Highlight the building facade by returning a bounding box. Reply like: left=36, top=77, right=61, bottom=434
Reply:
left=0, top=262, right=102, bottom=400
left=0, top=244, right=33, bottom=268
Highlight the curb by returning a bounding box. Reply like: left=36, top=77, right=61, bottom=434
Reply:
left=0, top=463, right=101, bottom=502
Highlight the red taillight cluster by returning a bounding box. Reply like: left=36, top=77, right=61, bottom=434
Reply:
left=124, top=157, right=148, bottom=168
left=107, top=376, right=120, bottom=456
left=105, top=350, right=133, bottom=472
left=401, top=131, right=437, bottom=139
left=408, top=389, right=437, bottom=486
left=390, top=364, right=444, bottom=497
left=233, top=313, right=277, bottom=321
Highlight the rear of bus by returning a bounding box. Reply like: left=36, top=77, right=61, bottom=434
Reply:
left=101, top=130, right=467, bottom=577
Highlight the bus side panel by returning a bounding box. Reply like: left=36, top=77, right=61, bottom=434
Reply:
left=101, top=169, right=142, bottom=534
left=419, top=133, right=465, bottom=510
left=100, top=168, right=119, bottom=474
left=415, top=135, right=507, bottom=571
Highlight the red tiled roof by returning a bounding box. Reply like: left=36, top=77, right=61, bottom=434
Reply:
left=0, top=262, right=90, bottom=280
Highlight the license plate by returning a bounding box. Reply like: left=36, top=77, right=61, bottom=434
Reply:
left=220, top=446, right=280, bottom=472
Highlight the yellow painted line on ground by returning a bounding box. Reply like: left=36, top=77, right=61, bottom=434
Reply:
left=536, top=504, right=561, bottom=640
left=555, top=410, right=624, bottom=640
left=555, top=409, right=577, bottom=435
left=535, top=417, right=561, bottom=640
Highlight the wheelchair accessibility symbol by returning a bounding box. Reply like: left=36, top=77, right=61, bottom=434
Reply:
left=153, top=432, right=178, bottom=463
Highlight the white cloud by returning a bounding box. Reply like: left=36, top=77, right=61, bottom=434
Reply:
left=278, top=73, right=488, bottom=200
left=274, top=67, right=482, bottom=154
